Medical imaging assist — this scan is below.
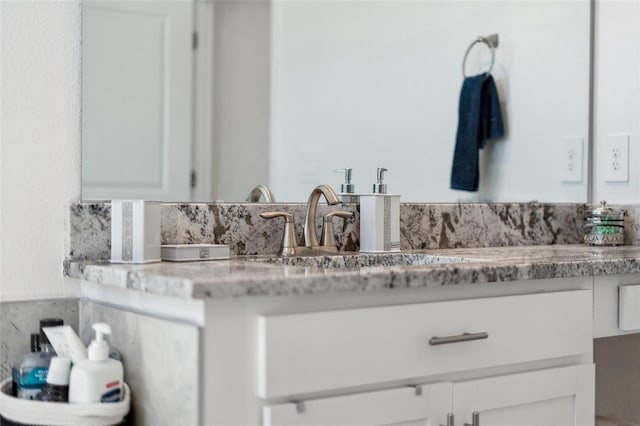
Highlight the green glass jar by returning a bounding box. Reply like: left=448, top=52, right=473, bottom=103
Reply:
left=584, top=201, right=625, bottom=246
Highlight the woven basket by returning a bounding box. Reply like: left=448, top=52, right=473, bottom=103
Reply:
left=0, top=379, right=129, bottom=426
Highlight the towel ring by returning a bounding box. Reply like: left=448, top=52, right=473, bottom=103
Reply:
left=462, top=34, right=499, bottom=79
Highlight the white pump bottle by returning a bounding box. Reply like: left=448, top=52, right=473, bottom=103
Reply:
left=69, top=323, right=124, bottom=404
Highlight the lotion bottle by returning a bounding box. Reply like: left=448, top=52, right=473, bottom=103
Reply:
left=69, top=323, right=123, bottom=404
left=359, top=167, right=401, bottom=253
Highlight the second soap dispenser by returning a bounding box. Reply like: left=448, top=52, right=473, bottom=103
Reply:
left=334, top=168, right=358, bottom=203
left=359, top=167, right=400, bottom=253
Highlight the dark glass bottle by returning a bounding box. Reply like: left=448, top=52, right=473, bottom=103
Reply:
left=11, top=318, right=63, bottom=399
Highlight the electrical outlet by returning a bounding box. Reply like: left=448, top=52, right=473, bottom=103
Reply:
left=561, top=137, right=583, bottom=182
left=605, top=134, right=630, bottom=182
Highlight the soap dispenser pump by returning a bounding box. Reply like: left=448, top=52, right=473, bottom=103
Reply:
left=334, top=168, right=358, bottom=203
left=88, top=323, right=110, bottom=361
left=359, top=167, right=400, bottom=253
left=372, top=167, right=387, bottom=194
left=68, top=323, right=123, bottom=404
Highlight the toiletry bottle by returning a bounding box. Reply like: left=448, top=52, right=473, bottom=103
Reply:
left=69, top=323, right=124, bottom=404
left=11, top=333, right=40, bottom=396
left=36, top=356, right=71, bottom=403
left=359, top=167, right=401, bottom=253
left=11, top=318, right=64, bottom=399
left=30, top=333, right=40, bottom=353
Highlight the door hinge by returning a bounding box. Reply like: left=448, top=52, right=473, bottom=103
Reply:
left=190, top=170, right=197, bottom=188
left=192, top=32, right=199, bottom=50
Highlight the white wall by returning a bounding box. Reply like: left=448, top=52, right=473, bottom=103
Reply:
left=212, top=0, right=271, bottom=202
left=592, top=0, right=640, bottom=204
left=270, top=0, right=591, bottom=202
left=0, top=0, right=82, bottom=301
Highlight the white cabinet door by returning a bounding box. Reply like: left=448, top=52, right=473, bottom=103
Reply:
left=263, top=382, right=452, bottom=426
left=82, top=0, right=193, bottom=201
left=453, top=364, right=594, bottom=426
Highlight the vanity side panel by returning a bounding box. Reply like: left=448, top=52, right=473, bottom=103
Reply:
left=79, top=301, right=199, bottom=426
left=203, top=298, right=263, bottom=425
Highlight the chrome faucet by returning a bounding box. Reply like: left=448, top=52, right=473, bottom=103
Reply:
left=245, top=184, right=275, bottom=203
left=303, top=184, right=340, bottom=249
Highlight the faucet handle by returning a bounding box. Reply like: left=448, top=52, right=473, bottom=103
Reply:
left=320, top=211, right=354, bottom=253
left=259, top=212, right=297, bottom=256
left=325, top=211, right=354, bottom=220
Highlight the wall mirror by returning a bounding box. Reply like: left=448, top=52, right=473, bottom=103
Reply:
left=82, top=0, right=591, bottom=203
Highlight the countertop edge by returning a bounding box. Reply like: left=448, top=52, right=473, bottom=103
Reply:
left=64, top=245, right=640, bottom=301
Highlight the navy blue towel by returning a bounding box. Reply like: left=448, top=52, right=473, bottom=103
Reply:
left=450, top=74, right=504, bottom=191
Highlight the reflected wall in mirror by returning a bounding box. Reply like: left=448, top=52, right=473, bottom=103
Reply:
left=82, top=0, right=591, bottom=203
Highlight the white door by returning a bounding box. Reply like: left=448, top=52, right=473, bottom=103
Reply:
left=453, top=364, right=595, bottom=426
left=263, top=382, right=452, bottom=426
left=82, top=0, right=193, bottom=201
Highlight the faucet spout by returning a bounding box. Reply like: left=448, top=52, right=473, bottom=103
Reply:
left=245, top=184, right=275, bottom=203
left=304, top=184, right=340, bottom=249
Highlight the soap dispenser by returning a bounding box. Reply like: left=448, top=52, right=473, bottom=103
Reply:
left=69, top=323, right=123, bottom=404
left=359, top=167, right=400, bottom=253
left=334, top=168, right=358, bottom=203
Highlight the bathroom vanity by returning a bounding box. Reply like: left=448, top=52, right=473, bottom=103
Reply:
left=66, top=245, right=640, bottom=426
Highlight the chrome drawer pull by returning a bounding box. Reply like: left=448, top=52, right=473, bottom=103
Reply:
left=429, top=332, right=488, bottom=346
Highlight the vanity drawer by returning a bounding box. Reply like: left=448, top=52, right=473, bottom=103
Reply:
left=263, top=382, right=451, bottom=426
left=257, top=290, right=592, bottom=398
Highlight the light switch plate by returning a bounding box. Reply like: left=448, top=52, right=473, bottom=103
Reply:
left=561, top=137, right=583, bottom=182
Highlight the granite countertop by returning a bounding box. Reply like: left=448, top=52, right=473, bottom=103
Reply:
left=63, top=244, right=640, bottom=300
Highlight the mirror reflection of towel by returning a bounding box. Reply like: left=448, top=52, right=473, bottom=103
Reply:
left=450, top=74, right=504, bottom=192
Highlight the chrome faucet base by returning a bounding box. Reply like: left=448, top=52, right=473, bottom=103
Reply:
left=303, top=184, right=340, bottom=249
left=261, top=184, right=350, bottom=257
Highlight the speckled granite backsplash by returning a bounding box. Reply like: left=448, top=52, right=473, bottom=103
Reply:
left=65, top=202, right=597, bottom=261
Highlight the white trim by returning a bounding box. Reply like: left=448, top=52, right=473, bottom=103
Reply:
left=191, top=0, right=215, bottom=202
left=81, top=280, right=205, bottom=327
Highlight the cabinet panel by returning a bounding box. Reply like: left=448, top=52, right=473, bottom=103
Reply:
left=619, top=284, right=640, bottom=331
left=453, top=364, right=594, bottom=426
left=263, top=382, right=451, bottom=426
left=593, top=273, right=640, bottom=337
left=82, top=1, right=193, bottom=201
left=258, top=290, right=592, bottom=398
left=479, top=397, right=574, bottom=426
